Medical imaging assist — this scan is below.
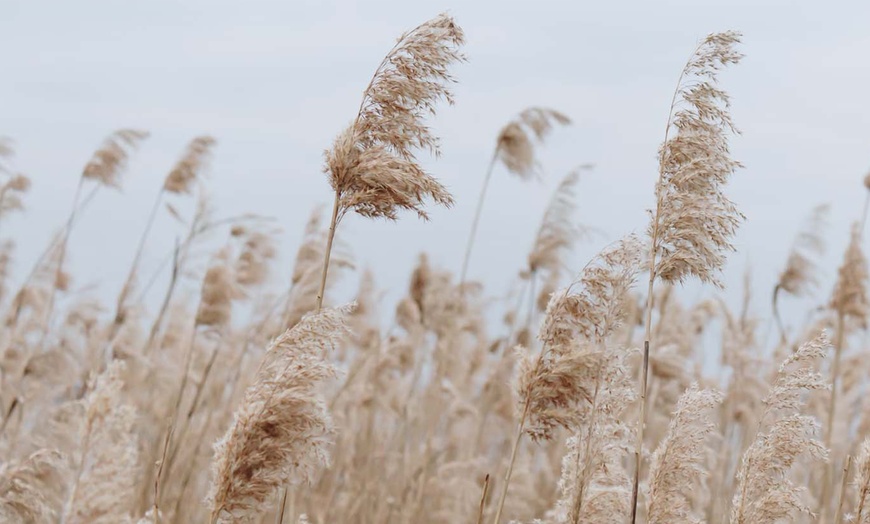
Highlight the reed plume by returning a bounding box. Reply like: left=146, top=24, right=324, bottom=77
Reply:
left=81, top=130, right=150, bottom=189
left=42, top=129, right=149, bottom=344
left=646, top=384, right=722, bottom=524
left=829, top=224, right=869, bottom=330
left=522, top=166, right=593, bottom=328
left=62, top=360, right=140, bottom=524
left=320, top=13, right=465, bottom=309
left=164, top=136, right=216, bottom=195
left=206, top=305, right=350, bottom=523
left=633, top=31, right=743, bottom=523
left=0, top=449, right=67, bottom=523
left=827, top=223, right=869, bottom=428
left=550, top=347, right=635, bottom=524
left=460, top=107, right=570, bottom=286
left=495, top=235, right=642, bottom=523
left=234, top=229, right=277, bottom=288
left=730, top=333, right=830, bottom=524
left=820, top=223, right=869, bottom=516
left=0, top=173, right=31, bottom=223
left=773, top=204, right=829, bottom=342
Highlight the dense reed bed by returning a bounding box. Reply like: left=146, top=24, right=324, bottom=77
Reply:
left=1, top=13, right=869, bottom=524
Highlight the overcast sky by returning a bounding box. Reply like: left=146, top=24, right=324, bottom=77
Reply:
left=2, top=0, right=869, bottom=336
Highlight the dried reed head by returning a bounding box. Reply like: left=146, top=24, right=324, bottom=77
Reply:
left=207, top=305, right=351, bottom=523
left=0, top=173, right=31, bottom=219
left=164, top=136, right=217, bottom=195
left=81, top=129, right=149, bottom=189
left=496, top=107, right=571, bottom=179
left=777, top=204, right=829, bottom=297
left=539, top=235, right=644, bottom=348
left=195, top=261, right=243, bottom=328
left=551, top=348, right=635, bottom=523
left=234, top=230, right=277, bottom=287
left=730, top=333, right=830, bottom=524
left=830, top=223, right=869, bottom=327
left=527, top=166, right=591, bottom=275
left=518, top=236, right=643, bottom=441
left=651, top=31, right=743, bottom=287
left=0, top=449, right=67, bottom=523
left=323, top=14, right=465, bottom=221
left=64, top=360, right=140, bottom=524
left=647, top=384, right=722, bottom=524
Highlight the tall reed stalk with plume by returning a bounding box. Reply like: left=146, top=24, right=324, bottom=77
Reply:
left=631, top=31, right=744, bottom=523
left=818, top=223, right=869, bottom=518
left=493, top=236, right=642, bottom=523
left=318, top=13, right=466, bottom=311
left=40, top=129, right=149, bottom=339
left=772, top=204, right=829, bottom=344
left=460, top=108, right=570, bottom=287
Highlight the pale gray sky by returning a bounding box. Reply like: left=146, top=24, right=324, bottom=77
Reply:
left=2, top=0, right=869, bottom=335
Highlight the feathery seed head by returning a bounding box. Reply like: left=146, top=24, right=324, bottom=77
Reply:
left=647, top=384, right=722, bottom=524
left=527, top=166, right=592, bottom=275
left=650, top=31, right=743, bottom=287
left=324, top=14, right=464, bottom=221
left=777, top=204, right=829, bottom=297
left=196, top=262, right=243, bottom=327
left=81, top=129, right=149, bottom=189
left=830, top=223, right=869, bottom=327
left=497, top=107, right=571, bottom=179
left=207, top=305, right=351, bottom=522
left=164, top=136, right=217, bottom=194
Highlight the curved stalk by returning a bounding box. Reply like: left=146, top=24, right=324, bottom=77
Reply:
left=492, top=401, right=530, bottom=524
left=460, top=150, right=499, bottom=289
left=315, top=192, right=341, bottom=312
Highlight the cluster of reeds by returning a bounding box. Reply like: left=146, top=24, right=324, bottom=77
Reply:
left=1, top=14, right=869, bottom=524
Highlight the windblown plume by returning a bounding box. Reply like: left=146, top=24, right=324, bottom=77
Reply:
left=776, top=204, right=829, bottom=298
left=634, top=32, right=743, bottom=521
left=0, top=173, right=31, bottom=219
left=538, top=235, right=644, bottom=349
left=64, top=360, right=140, bottom=524
left=164, top=136, right=217, bottom=195
left=323, top=13, right=465, bottom=221
left=81, top=129, right=149, bottom=189
left=730, top=333, right=830, bottom=524
left=550, top=348, right=636, bottom=524
left=0, top=449, right=67, bottom=524
left=647, top=384, right=722, bottom=524
left=207, top=305, right=350, bottom=523
left=649, top=31, right=744, bottom=287
left=850, top=438, right=870, bottom=523
left=234, top=229, right=277, bottom=287
left=496, top=107, right=571, bottom=179
left=527, top=166, right=591, bottom=276
left=830, top=223, right=869, bottom=328
left=195, top=261, right=243, bottom=328
left=517, top=235, right=643, bottom=441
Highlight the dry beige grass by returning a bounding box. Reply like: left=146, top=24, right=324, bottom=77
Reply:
left=0, top=17, right=867, bottom=524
